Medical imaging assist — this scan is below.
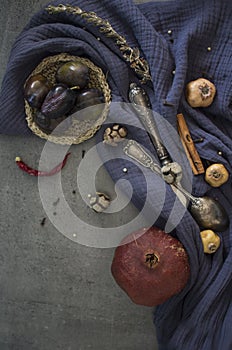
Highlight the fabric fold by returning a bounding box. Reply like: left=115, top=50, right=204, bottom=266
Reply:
left=1, top=1, right=232, bottom=349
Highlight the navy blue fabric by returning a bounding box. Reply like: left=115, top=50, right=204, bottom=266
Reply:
left=1, top=0, right=232, bottom=349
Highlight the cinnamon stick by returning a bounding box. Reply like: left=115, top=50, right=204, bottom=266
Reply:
left=177, top=113, right=205, bottom=175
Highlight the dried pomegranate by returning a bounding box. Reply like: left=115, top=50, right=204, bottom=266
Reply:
left=186, top=78, right=216, bottom=107
left=111, top=227, right=190, bottom=306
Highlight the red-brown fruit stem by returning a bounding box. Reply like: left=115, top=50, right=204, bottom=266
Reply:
left=15, top=153, right=71, bottom=176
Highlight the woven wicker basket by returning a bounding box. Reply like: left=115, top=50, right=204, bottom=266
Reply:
left=25, top=53, right=111, bottom=145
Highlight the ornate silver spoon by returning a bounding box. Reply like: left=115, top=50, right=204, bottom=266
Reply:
left=129, top=83, right=172, bottom=166
left=129, top=83, right=184, bottom=184
left=123, top=140, right=229, bottom=231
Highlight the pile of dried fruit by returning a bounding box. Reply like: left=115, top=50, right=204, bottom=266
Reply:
left=24, top=61, right=104, bottom=133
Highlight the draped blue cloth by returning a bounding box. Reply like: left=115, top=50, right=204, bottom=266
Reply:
left=1, top=0, right=232, bottom=349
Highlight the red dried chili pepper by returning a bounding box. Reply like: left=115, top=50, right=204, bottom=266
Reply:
left=15, top=153, right=71, bottom=176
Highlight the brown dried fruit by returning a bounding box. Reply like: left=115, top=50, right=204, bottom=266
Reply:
left=111, top=226, right=190, bottom=306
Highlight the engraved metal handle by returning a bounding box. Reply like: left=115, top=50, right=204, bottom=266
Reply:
left=129, top=83, right=172, bottom=166
left=123, top=140, right=191, bottom=202
left=123, top=140, right=161, bottom=174
left=123, top=140, right=186, bottom=206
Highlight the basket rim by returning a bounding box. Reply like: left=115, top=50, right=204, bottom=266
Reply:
left=25, top=53, right=111, bottom=145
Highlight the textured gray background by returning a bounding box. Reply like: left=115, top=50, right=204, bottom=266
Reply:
left=0, top=0, right=159, bottom=349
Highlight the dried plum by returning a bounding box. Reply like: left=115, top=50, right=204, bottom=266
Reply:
left=56, top=61, right=89, bottom=89
left=41, top=84, right=77, bottom=119
left=24, top=74, right=52, bottom=109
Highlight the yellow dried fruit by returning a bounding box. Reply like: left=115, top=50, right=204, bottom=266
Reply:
left=200, top=230, right=220, bottom=254
left=205, top=163, right=229, bottom=187
left=186, top=78, right=216, bottom=107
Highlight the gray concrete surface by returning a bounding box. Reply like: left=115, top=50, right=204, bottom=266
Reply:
left=0, top=1, right=159, bottom=349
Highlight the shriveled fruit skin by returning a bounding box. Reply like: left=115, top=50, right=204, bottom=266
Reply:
left=41, top=84, right=76, bottom=119
left=111, top=227, right=190, bottom=306
left=186, top=78, right=216, bottom=108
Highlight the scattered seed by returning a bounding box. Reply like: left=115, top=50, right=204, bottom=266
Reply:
left=40, top=217, right=46, bottom=226
left=193, top=138, right=204, bottom=143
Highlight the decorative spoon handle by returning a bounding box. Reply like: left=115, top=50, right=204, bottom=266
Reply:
left=123, top=139, right=161, bottom=174
left=129, top=83, right=172, bottom=166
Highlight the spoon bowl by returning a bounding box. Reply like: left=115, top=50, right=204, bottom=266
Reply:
left=124, top=140, right=230, bottom=232
left=190, top=196, right=229, bottom=232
